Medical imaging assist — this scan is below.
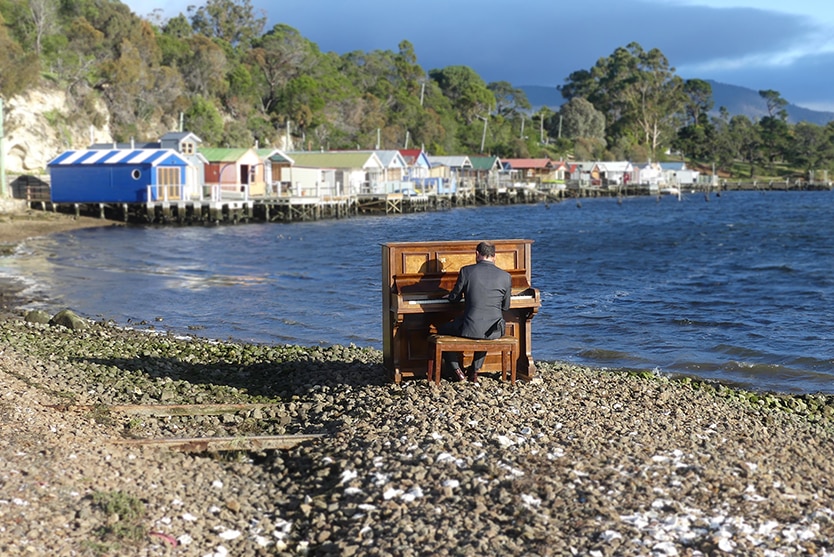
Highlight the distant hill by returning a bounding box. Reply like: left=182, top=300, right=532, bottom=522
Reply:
left=519, top=85, right=562, bottom=112
left=705, top=80, right=834, bottom=125
left=518, top=82, right=834, bottom=125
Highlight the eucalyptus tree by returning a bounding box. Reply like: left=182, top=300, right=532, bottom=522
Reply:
left=729, top=114, right=760, bottom=178
left=3, top=0, right=58, bottom=56
left=188, top=0, right=266, bottom=48
left=185, top=95, right=224, bottom=145
left=249, top=24, right=314, bottom=115
left=487, top=80, right=534, bottom=152
left=560, top=42, right=685, bottom=159
left=412, top=79, right=457, bottom=154
left=559, top=97, right=605, bottom=142
left=673, top=80, right=715, bottom=160
left=386, top=41, right=435, bottom=149
left=789, top=121, right=834, bottom=174
left=180, top=34, right=228, bottom=98
left=429, top=65, right=494, bottom=122
left=706, top=107, right=737, bottom=173
left=429, top=65, right=495, bottom=152
left=489, top=80, right=530, bottom=120
left=681, top=79, right=713, bottom=126
left=622, top=45, right=685, bottom=158
left=757, top=89, right=790, bottom=167
left=0, top=12, right=38, bottom=98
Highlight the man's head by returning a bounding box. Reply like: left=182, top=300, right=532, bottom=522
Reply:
left=475, top=241, right=496, bottom=261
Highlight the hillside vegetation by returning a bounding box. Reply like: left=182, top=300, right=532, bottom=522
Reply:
left=1, top=0, right=833, bottom=180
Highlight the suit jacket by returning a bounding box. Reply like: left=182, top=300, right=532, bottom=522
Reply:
left=447, top=260, right=512, bottom=339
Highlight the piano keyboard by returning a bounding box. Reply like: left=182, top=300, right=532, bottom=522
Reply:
left=409, top=295, right=533, bottom=305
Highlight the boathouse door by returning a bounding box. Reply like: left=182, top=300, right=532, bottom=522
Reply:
left=156, top=166, right=181, bottom=200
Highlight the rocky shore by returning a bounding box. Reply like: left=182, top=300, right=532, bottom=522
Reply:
left=2, top=210, right=834, bottom=556
left=1, top=313, right=834, bottom=556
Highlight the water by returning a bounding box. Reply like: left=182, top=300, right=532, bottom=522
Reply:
left=4, top=190, right=834, bottom=394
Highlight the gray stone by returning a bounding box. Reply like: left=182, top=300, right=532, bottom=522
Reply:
left=24, top=309, right=51, bottom=324
left=49, top=309, right=88, bottom=330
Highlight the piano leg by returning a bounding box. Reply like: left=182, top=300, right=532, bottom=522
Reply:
left=508, top=311, right=537, bottom=382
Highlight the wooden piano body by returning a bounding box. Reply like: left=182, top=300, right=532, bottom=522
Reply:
left=382, top=239, right=540, bottom=383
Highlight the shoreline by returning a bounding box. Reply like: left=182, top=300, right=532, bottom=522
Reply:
left=0, top=206, right=115, bottom=246
left=2, top=201, right=832, bottom=397
left=0, top=207, right=116, bottom=315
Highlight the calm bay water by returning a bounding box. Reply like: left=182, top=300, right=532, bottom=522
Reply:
left=4, top=190, right=834, bottom=394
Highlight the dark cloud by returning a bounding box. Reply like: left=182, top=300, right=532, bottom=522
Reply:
left=261, top=0, right=828, bottom=106
left=703, top=49, right=834, bottom=109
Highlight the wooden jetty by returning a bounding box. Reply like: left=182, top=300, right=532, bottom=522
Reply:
left=13, top=174, right=834, bottom=226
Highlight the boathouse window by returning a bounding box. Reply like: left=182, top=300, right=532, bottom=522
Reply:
left=157, top=167, right=180, bottom=186
left=131, top=169, right=141, bottom=180
left=182, top=142, right=195, bottom=155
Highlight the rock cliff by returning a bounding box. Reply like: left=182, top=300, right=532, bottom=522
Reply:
left=3, top=89, right=112, bottom=175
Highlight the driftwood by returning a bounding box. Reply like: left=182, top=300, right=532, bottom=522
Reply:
left=111, top=434, right=324, bottom=452
left=50, top=403, right=280, bottom=417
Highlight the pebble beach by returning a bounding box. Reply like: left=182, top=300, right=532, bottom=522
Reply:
left=2, top=211, right=834, bottom=556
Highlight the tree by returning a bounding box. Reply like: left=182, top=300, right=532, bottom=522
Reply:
left=162, top=13, right=192, bottom=39
left=393, top=40, right=425, bottom=97
left=707, top=109, right=737, bottom=172
left=158, top=16, right=191, bottom=68
left=759, top=89, right=788, bottom=119
left=28, top=0, right=58, bottom=55
left=46, top=16, right=104, bottom=99
left=0, top=12, right=39, bottom=98
left=681, top=79, right=713, bottom=126
left=185, top=95, right=224, bottom=144
left=181, top=34, right=228, bottom=98
left=788, top=121, right=834, bottom=173
left=429, top=65, right=494, bottom=124
left=488, top=81, right=530, bottom=118
left=277, top=74, right=323, bottom=132
left=249, top=24, right=312, bottom=115
left=757, top=89, right=790, bottom=166
left=729, top=115, right=760, bottom=178
left=188, top=0, right=265, bottom=48
left=620, top=45, right=684, bottom=157
left=99, top=38, right=165, bottom=135
left=224, top=63, right=257, bottom=119
left=558, top=97, right=605, bottom=142
left=559, top=42, right=685, bottom=159
left=673, top=79, right=715, bottom=160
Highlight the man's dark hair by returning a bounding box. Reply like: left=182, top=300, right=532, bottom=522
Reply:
left=476, top=241, right=496, bottom=257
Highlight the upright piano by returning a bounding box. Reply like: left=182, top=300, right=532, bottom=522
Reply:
left=382, top=239, right=541, bottom=383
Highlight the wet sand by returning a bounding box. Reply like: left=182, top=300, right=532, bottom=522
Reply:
left=0, top=207, right=115, bottom=313
left=0, top=207, right=113, bottom=246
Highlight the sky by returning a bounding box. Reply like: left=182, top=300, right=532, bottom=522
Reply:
left=124, top=0, right=834, bottom=112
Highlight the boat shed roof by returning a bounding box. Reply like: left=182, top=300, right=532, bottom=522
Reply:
left=287, top=151, right=383, bottom=169
left=199, top=147, right=253, bottom=162
left=469, top=156, right=502, bottom=171
left=48, top=149, right=189, bottom=167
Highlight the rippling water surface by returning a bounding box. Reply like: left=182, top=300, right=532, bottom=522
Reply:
left=4, top=190, right=834, bottom=394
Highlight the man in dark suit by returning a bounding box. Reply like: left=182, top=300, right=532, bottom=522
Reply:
left=439, top=241, right=512, bottom=382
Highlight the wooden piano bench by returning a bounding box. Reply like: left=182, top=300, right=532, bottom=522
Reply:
left=426, top=334, right=518, bottom=386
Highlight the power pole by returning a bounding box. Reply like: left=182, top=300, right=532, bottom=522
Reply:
left=0, top=98, right=6, bottom=198
left=479, top=115, right=488, bottom=154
